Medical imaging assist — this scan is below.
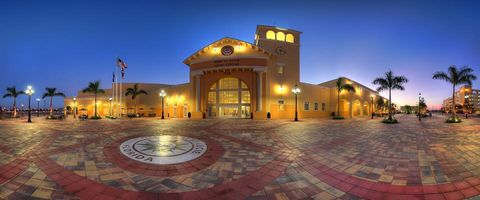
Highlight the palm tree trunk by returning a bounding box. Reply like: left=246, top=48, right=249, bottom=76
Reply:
left=49, top=96, right=53, bottom=116
left=452, top=84, right=456, bottom=116
left=94, top=92, right=97, bottom=117
left=388, top=88, right=392, bottom=120
left=134, top=101, right=137, bottom=115
left=13, top=98, right=16, bottom=118
left=337, top=89, right=340, bottom=117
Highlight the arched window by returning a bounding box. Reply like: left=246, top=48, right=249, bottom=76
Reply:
left=266, top=30, right=275, bottom=40
left=286, top=34, right=294, bottom=43
left=276, top=32, right=285, bottom=41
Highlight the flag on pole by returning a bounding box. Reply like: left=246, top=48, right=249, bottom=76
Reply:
left=116, top=57, right=128, bottom=79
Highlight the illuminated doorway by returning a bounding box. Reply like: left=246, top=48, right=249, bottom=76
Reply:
left=207, top=77, right=251, bottom=118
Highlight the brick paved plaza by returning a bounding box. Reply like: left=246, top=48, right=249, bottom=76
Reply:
left=1, top=114, right=480, bottom=200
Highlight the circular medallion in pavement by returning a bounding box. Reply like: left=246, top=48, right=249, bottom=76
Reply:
left=119, top=135, right=207, bottom=165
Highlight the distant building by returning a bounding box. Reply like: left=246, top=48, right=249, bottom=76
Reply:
left=442, top=85, right=480, bottom=113
left=65, top=25, right=386, bottom=119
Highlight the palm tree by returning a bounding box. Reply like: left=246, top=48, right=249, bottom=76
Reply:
left=3, top=87, right=25, bottom=118
left=125, top=83, right=148, bottom=115
left=334, top=77, right=355, bottom=117
left=42, top=87, right=66, bottom=116
left=373, top=70, right=408, bottom=121
left=82, top=81, right=105, bottom=117
left=432, top=65, right=477, bottom=116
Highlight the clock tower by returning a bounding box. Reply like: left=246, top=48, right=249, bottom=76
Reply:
left=255, top=25, right=301, bottom=85
left=254, top=25, right=302, bottom=115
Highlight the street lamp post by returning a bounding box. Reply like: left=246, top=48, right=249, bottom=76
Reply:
left=370, top=95, right=374, bottom=119
left=36, top=98, right=40, bottom=117
left=291, top=85, right=301, bottom=121
left=159, top=90, right=166, bottom=119
left=25, top=86, right=34, bottom=123
left=73, top=97, right=76, bottom=119
left=418, top=93, right=421, bottom=121
left=109, top=97, right=113, bottom=117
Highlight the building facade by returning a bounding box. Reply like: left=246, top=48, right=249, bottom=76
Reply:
left=65, top=25, right=386, bottom=119
left=442, top=85, right=480, bottom=114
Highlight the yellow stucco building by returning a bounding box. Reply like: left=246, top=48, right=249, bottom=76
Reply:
left=65, top=25, right=386, bottom=119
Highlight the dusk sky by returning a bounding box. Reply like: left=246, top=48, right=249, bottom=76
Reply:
left=1, top=0, right=479, bottom=109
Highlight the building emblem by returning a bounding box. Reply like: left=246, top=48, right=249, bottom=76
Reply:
left=221, top=45, right=234, bottom=56
left=119, top=135, right=207, bottom=165
left=275, top=46, right=287, bottom=55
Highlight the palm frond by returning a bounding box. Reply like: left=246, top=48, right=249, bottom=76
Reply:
left=393, top=76, right=408, bottom=84
left=432, top=72, right=451, bottom=82
left=392, top=85, right=405, bottom=91
left=340, top=84, right=355, bottom=92
left=54, top=92, right=66, bottom=97
left=458, top=66, right=474, bottom=77
left=138, top=90, right=148, bottom=95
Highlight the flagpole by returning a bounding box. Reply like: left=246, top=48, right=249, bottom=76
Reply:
left=112, top=72, right=114, bottom=118
left=115, top=65, right=119, bottom=118
left=116, top=67, right=119, bottom=118
left=118, top=76, right=123, bottom=117
left=113, top=70, right=117, bottom=118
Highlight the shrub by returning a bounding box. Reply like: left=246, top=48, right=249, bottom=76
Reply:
left=90, top=116, right=102, bottom=120
left=333, top=116, right=344, bottom=120
left=446, top=116, right=461, bottom=123
left=381, top=118, right=398, bottom=124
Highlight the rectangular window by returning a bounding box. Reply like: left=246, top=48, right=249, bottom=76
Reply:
left=304, top=102, right=309, bottom=111
left=314, top=102, right=319, bottom=111
left=208, top=92, right=216, bottom=104
left=276, top=63, right=285, bottom=75
left=277, top=66, right=284, bottom=74
left=278, top=100, right=285, bottom=111
left=219, top=91, right=238, bottom=104
left=241, top=91, right=250, bottom=103
left=322, top=103, right=326, bottom=111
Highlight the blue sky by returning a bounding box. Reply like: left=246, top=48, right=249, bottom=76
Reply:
left=1, top=0, right=479, bottom=109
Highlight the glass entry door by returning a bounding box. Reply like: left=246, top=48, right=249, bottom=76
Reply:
left=207, top=77, right=251, bottom=118
left=219, top=106, right=239, bottom=118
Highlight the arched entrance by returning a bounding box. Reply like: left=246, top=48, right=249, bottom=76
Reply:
left=207, top=77, right=251, bottom=118
left=353, top=99, right=362, bottom=117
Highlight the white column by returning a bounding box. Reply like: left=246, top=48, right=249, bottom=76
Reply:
left=195, top=75, right=201, bottom=112
left=257, top=71, right=263, bottom=112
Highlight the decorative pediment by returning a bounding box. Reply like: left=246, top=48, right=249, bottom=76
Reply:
left=183, top=37, right=275, bottom=66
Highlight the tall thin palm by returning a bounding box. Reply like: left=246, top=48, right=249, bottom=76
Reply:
left=432, top=65, right=476, bottom=116
left=373, top=70, right=408, bottom=120
left=125, top=83, right=148, bottom=115
left=82, top=81, right=105, bottom=117
left=2, top=87, right=25, bottom=118
left=335, top=77, right=355, bottom=117
left=42, top=88, right=66, bottom=116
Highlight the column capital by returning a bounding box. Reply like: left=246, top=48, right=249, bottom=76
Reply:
left=253, top=68, right=267, bottom=73
left=191, top=70, right=203, bottom=76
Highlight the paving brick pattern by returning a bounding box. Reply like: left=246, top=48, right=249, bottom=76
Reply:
left=1, top=114, right=480, bottom=199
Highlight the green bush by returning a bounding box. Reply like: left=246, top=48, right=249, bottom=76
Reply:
left=381, top=118, right=398, bottom=124
left=333, top=116, right=344, bottom=120
left=90, top=116, right=102, bottom=120
left=446, top=116, right=461, bottom=123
